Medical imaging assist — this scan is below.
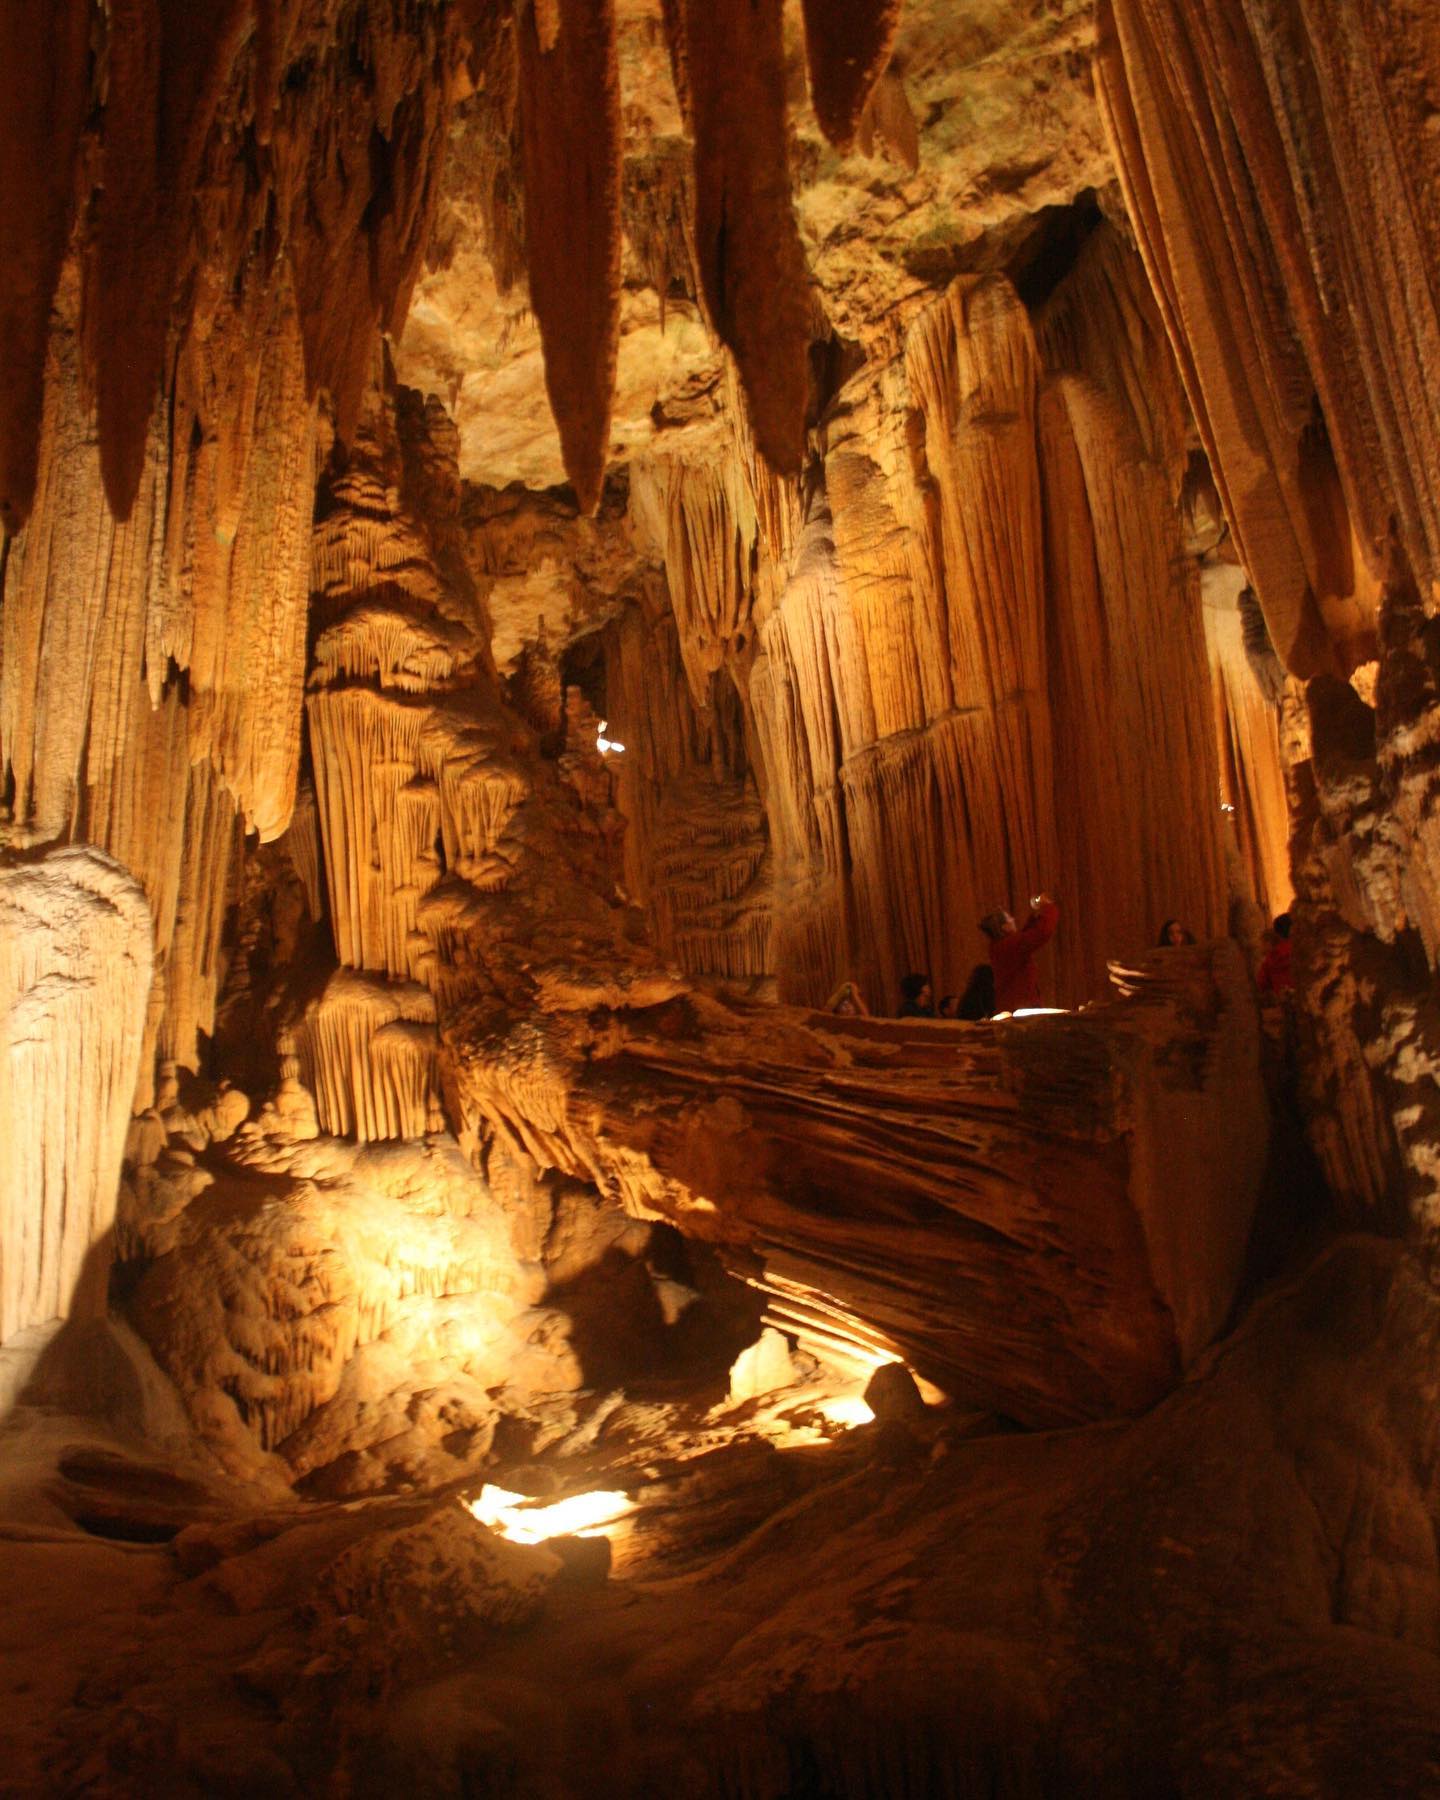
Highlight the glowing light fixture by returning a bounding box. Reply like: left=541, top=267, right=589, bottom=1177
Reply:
left=467, top=1484, right=635, bottom=1544
left=596, top=720, right=625, bottom=756
left=1008, top=1006, right=1066, bottom=1018
left=814, top=1394, right=875, bottom=1429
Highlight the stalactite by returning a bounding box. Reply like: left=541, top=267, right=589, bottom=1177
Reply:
left=87, top=0, right=255, bottom=518
left=1201, top=565, right=1294, bottom=925
left=0, top=848, right=153, bottom=1342
left=658, top=0, right=691, bottom=128
left=1094, top=0, right=1440, bottom=1240
left=681, top=0, right=813, bottom=477
left=902, top=275, right=1059, bottom=958
left=1039, top=374, right=1226, bottom=999
left=176, top=270, right=318, bottom=843
left=280, top=779, right=326, bottom=922
left=622, top=148, right=699, bottom=329
left=603, top=602, right=771, bottom=984
left=0, top=2, right=465, bottom=533
left=656, top=459, right=760, bottom=706
left=2, top=256, right=316, bottom=1101
left=516, top=0, right=622, bottom=514
left=0, top=0, right=89, bottom=533
left=307, top=686, right=439, bottom=979
left=159, top=764, right=244, bottom=1075
left=285, top=6, right=461, bottom=450
left=297, top=968, right=443, bottom=1142
left=3, top=278, right=191, bottom=914
left=799, top=0, right=903, bottom=153
left=727, top=242, right=1228, bottom=1011
left=1093, top=0, right=1400, bottom=678
left=649, top=775, right=772, bottom=983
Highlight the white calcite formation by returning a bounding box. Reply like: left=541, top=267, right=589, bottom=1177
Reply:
left=0, top=847, right=152, bottom=1342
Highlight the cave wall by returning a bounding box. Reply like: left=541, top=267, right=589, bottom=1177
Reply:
left=1096, top=0, right=1440, bottom=1231
left=613, top=219, right=1232, bottom=1016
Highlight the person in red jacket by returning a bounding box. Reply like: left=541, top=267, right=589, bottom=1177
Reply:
left=1257, top=912, right=1294, bottom=995
left=981, top=893, right=1060, bottom=1013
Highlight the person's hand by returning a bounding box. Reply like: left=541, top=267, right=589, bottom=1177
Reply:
left=1031, top=892, right=1052, bottom=909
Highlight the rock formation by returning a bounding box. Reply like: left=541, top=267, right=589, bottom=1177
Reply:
left=2, top=1, right=1440, bottom=1792
left=1096, top=0, right=1440, bottom=1234
left=0, top=849, right=152, bottom=1343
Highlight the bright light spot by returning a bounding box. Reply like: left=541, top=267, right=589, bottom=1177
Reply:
left=1009, top=1006, right=1067, bottom=1017
left=1220, top=802, right=1236, bottom=814
left=467, top=1485, right=634, bottom=1544
left=596, top=719, right=625, bottom=757
left=815, top=1394, right=874, bottom=1429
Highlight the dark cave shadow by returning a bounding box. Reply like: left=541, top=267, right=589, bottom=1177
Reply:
left=1221, top=1037, right=1344, bottom=1340
left=1, top=1230, right=259, bottom=1545
left=3, top=1229, right=121, bottom=1423
left=541, top=1230, right=765, bottom=1398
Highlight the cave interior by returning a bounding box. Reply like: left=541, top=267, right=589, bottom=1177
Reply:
left=4, top=0, right=1440, bottom=1793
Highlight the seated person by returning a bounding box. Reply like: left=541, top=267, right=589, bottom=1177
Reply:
left=825, top=979, right=868, bottom=1017
left=897, top=972, right=935, bottom=1018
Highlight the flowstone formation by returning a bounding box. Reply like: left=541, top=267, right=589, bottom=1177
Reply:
left=3, top=0, right=1440, bottom=1794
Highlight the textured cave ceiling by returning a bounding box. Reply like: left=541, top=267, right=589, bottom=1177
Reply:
left=394, top=0, right=1111, bottom=494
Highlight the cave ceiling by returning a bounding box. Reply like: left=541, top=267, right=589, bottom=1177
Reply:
left=396, top=0, right=1112, bottom=494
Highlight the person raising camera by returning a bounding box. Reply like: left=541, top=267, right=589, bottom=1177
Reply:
left=979, top=892, right=1060, bottom=1014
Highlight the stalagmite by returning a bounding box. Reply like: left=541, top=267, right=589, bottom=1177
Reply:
left=0, top=848, right=153, bottom=1343
left=125, top=1128, right=545, bottom=1476
left=517, top=0, right=622, bottom=514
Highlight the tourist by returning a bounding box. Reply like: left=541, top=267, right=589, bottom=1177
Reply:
left=981, top=893, right=1060, bottom=1013
left=826, top=980, right=869, bottom=1017
left=956, top=963, right=997, bottom=1021
left=1157, top=918, right=1195, bottom=947
left=1257, top=913, right=1294, bottom=994
left=897, top=973, right=935, bottom=1018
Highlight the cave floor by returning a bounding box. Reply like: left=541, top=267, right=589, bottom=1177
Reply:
left=3, top=1235, right=1440, bottom=1798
